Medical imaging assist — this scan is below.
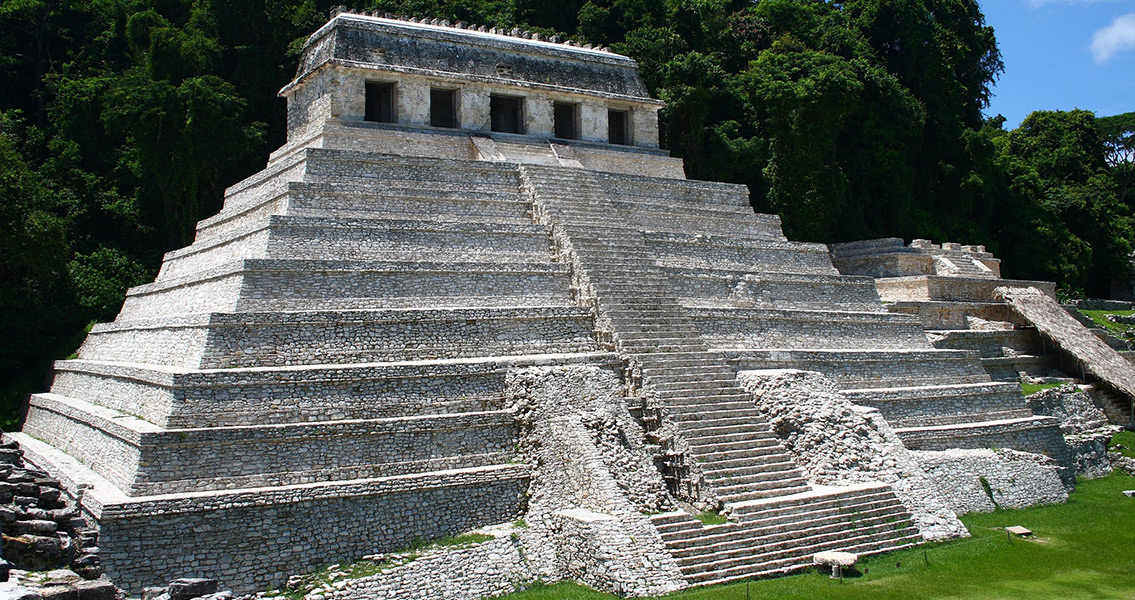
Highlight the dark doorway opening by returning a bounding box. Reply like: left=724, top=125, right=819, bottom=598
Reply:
left=430, top=89, right=457, bottom=128
left=491, top=95, right=524, bottom=134
left=608, top=109, right=630, bottom=145
left=553, top=102, right=579, bottom=139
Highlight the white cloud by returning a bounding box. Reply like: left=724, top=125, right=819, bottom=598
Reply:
left=1091, top=13, right=1135, bottom=62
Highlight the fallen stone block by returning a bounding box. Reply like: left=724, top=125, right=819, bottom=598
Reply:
left=1005, top=526, right=1033, bottom=536
left=167, top=579, right=218, bottom=600
left=74, top=580, right=117, bottom=600
left=37, top=586, right=76, bottom=600
left=0, top=586, right=43, bottom=600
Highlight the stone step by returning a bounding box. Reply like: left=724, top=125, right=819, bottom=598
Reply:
left=646, top=233, right=838, bottom=276
left=688, top=534, right=923, bottom=588
left=727, top=487, right=903, bottom=523
left=669, top=413, right=764, bottom=429
left=49, top=352, right=618, bottom=428
left=80, top=306, right=598, bottom=369
left=120, top=259, right=576, bottom=320
left=893, top=415, right=1067, bottom=455
left=687, top=306, right=931, bottom=352
left=661, top=394, right=756, bottom=411
left=843, top=381, right=1033, bottom=428
left=161, top=215, right=556, bottom=280
left=688, top=436, right=783, bottom=454
left=22, top=392, right=520, bottom=496
left=927, top=328, right=1047, bottom=358
left=717, top=484, right=813, bottom=504
left=681, top=526, right=921, bottom=584
left=684, top=429, right=781, bottom=448
left=196, top=183, right=534, bottom=245
left=710, top=469, right=809, bottom=494
left=668, top=505, right=909, bottom=557
left=662, top=267, right=885, bottom=312
left=301, top=148, right=523, bottom=188
left=700, top=460, right=799, bottom=480
left=644, top=371, right=737, bottom=385
left=687, top=446, right=788, bottom=468
left=618, top=340, right=705, bottom=353
left=722, top=348, right=993, bottom=390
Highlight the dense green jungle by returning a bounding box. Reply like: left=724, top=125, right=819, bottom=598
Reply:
left=1, top=0, right=1133, bottom=427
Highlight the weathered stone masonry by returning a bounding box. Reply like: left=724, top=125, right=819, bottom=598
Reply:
left=7, top=10, right=1108, bottom=598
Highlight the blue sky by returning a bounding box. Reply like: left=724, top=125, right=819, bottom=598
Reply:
left=980, top=0, right=1135, bottom=128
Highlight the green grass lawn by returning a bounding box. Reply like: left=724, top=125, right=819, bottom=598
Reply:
left=1113, top=430, right=1135, bottom=458
left=1021, top=382, right=1064, bottom=396
left=1078, top=309, right=1135, bottom=338
left=502, top=472, right=1135, bottom=600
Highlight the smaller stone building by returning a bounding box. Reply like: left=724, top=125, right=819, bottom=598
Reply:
left=277, top=10, right=683, bottom=178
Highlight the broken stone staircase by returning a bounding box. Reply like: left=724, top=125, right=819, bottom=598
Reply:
left=521, top=164, right=922, bottom=582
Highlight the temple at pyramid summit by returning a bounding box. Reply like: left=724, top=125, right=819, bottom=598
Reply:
left=9, top=9, right=1128, bottom=598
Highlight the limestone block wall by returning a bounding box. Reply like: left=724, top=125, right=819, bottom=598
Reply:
left=23, top=394, right=518, bottom=495
left=49, top=355, right=617, bottom=429
left=94, top=469, right=529, bottom=594
left=647, top=235, right=837, bottom=274
left=914, top=449, right=1068, bottom=513
left=664, top=269, right=884, bottom=311
left=80, top=307, right=598, bottom=369
left=725, top=348, right=993, bottom=390
left=874, top=276, right=1057, bottom=303
left=122, top=261, right=577, bottom=320
left=689, top=307, right=929, bottom=351
left=844, top=383, right=1032, bottom=428
left=897, top=417, right=1070, bottom=463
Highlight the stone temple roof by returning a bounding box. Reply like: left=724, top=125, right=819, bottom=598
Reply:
left=282, top=9, right=660, bottom=105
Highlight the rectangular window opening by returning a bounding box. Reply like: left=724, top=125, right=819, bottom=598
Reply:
left=490, top=95, right=525, bottom=134
left=553, top=102, right=579, bottom=140
left=364, top=82, right=396, bottom=123
left=430, top=88, right=458, bottom=128
left=608, top=109, right=630, bottom=145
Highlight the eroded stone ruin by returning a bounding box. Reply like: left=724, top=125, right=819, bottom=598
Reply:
left=7, top=11, right=1128, bottom=599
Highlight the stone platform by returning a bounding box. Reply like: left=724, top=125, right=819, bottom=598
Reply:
left=11, top=11, right=1086, bottom=597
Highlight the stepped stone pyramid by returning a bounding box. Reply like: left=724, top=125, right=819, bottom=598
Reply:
left=9, top=11, right=1074, bottom=596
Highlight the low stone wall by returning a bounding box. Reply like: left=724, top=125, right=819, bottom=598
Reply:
left=23, top=431, right=532, bottom=598
left=323, top=534, right=537, bottom=600
left=895, top=417, right=1071, bottom=471
left=913, top=449, right=1068, bottom=514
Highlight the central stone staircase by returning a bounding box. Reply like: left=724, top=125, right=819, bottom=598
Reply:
left=521, top=165, right=922, bottom=585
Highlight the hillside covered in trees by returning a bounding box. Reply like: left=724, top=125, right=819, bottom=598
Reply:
left=1, top=0, right=1133, bottom=425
